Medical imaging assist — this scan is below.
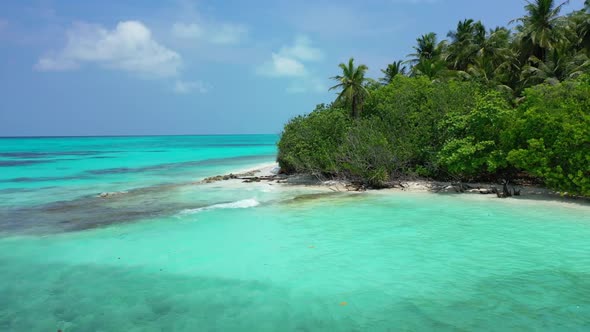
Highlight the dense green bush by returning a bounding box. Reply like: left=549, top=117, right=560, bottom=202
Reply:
left=437, top=91, right=514, bottom=179
left=505, top=77, right=590, bottom=196
left=278, top=0, right=590, bottom=195
left=367, top=77, right=482, bottom=175
left=337, top=117, right=394, bottom=187
left=277, top=105, right=349, bottom=175
left=277, top=76, right=590, bottom=196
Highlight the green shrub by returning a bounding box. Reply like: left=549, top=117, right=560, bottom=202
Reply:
left=277, top=105, right=349, bottom=176
left=337, top=117, right=394, bottom=187
left=506, top=78, right=590, bottom=196
left=367, top=76, right=481, bottom=175
left=437, top=91, right=514, bottom=179
left=277, top=75, right=590, bottom=196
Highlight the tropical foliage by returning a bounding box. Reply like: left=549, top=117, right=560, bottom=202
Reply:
left=278, top=1, right=590, bottom=197
left=380, top=61, right=406, bottom=84
left=329, top=58, right=369, bottom=118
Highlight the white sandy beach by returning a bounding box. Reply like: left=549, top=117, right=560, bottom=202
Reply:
left=201, top=162, right=590, bottom=209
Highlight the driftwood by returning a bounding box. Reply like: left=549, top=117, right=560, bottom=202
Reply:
left=494, top=180, right=521, bottom=198
left=496, top=182, right=512, bottom=198
left=427, top=181, right=522, bottom=198
left=345, top=183, right=367, bottom=192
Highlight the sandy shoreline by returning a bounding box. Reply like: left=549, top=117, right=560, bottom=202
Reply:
left=201, top=162, right=590, bottom=205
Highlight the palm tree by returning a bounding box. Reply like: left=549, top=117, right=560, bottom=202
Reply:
left=458, top=27, right=515, bottom=89
left=510, top=0, right=570, bottom=59
left=408, top=33, right=444, bottom=64
left=407, top=33, right=447, bottom=79
left=521, top=49, right=590, bottom=85
left=567, top=4, right=590, bottom=54
left=411, top=58, right=448, bottom=81
left=582, top=1, right=590, bottom=51
left=478, top=27, right=511, bottom=59
left=581, top=13, right=590, bottom=54
left=380, top=61, right=406, bottom=84
left=499, top=42, right=531, bottom=94
left=446, top=19, right=486, bottom=71
left=329, top=58, right=369, bottom=118
left=463, top=56, right=515, bottom=94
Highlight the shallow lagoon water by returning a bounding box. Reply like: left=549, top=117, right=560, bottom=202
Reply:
left=1, top=136, right=589, bottom=331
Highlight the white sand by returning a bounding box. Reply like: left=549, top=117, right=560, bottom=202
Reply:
left=203, top=164, right=590, bottom=206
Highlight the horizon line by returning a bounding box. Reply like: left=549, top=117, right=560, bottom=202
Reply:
left=0, top=133, right=279, bottom=139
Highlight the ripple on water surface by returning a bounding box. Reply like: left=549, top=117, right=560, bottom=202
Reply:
left=1, top=191, right=590, bottom=331
left=1, top=135, right=589, bottom=330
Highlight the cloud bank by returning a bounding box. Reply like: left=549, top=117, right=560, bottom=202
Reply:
left=36, top=21, right=182, bottom=77
left=171, top=21, right=248, bottom=45
left=257, top=36, right=323, bottom=77
left=256, top=36, right=326, bottom=93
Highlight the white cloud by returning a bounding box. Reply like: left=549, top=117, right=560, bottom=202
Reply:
left=171, top=21, right=247, bottom=45
left=174, top=80, right=209, bottom=94
left=279, top=36, right=323, bottom=62
left=256, top=35, right=326, bottom=93
left=36, top=21, right=182, bottom=77
left=171, top=22, right=202, bottom=39
left=256, top=36, right=322, bottom=77
left=258, top=53, right=307, bottom=77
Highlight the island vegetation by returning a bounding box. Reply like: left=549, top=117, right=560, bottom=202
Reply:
left=277, top=0, right=590, bottom=197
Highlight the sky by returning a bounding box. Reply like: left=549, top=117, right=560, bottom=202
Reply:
left=0, top=0, right=585, bottom=136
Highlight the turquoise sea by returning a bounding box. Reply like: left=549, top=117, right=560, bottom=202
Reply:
left=1, top=135, right=589, bottom=331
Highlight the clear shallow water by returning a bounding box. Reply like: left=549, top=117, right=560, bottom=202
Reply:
left=1, top=136, right=590, bottom=331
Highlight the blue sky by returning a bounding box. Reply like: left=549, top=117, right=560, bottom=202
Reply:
left=0, top=0, right=585, bottom=136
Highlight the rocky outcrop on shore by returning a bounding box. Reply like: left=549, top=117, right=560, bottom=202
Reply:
left=199, top=164, right=286, bottom=184
left=194, top=163, right=583, bottom=200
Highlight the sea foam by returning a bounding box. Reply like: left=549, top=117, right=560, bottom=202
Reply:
left=180, top=198, right=260, bottom=215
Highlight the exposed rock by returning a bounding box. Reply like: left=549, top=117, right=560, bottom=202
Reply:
left=345, top=183, right=367, bottom=192
left=200, top=168, right=280, bottom=184
left=495, top=182, right=513, bottom=198
left=439, top=185, right=461, bottom=193
left=202, top=175, right=224, bottom=183
left=241, top=175, right=280, bottom=183
left=242, top=177, right=261, bottom=183
left=98, top=191, right=127, bottom=199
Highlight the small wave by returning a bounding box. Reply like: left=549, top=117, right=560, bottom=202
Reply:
left=180, top=198, right=260, bottom=215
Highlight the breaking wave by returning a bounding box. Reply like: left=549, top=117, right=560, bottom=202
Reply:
left=180, top=199, right=260, bottom=215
